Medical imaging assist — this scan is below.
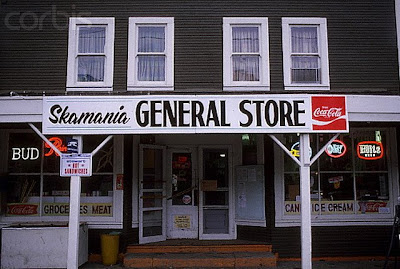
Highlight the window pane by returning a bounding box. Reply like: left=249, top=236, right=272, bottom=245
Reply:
left=291, top=56, right=320, bottom=83
left=204, top=191, right=229, bottom=206
left=203, top=209, right=229, bottom=234
left=78, top=56, right=105, bottom=82
left=203, top=149, right=229, bottom=188
left=142, top=192, right=163, bottom=208
left=172, top=153, right=193, bottom=206
left=291, top=26, right=318, bottom=53
left=78, top=27, right=106, bottom=53
left=233, top=55, right=260, bottom=81
left=354, top=130, right=387, bottom=171
left=137, top=56, right=165, bottom=81
left=232, top=27, right=259, bottom=53
left=83, top=136, right=113, bottom=173
left=142, top=148, right=164, bottom=190
left=356, top=173, right=389, bottom=214
left=8, top=133, right=42, bottom=173
left=319, top=134, right=352, bottom=172
left=284, top=174, right=299, bottom=201
left=143, top=210, right=163, bottom=237
left=6, top=176, right=41, bottom=217
left=320, top=173, right=354, bottom=201
left=138, top=26, right=165, bottom=53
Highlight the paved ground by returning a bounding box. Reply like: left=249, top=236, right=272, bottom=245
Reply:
left=80, top=260, right=397, bottom=268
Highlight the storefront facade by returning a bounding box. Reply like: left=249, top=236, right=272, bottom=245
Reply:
left=1, top=0, right=400, bottom=260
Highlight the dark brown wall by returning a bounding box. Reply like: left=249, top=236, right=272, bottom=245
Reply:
left=0, top=0, right=398, bottom=95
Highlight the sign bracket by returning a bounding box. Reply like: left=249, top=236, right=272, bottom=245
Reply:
left=269, top=132, right=342, bottom=269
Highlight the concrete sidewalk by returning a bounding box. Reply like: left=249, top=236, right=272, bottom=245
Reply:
left=80, top=260, right=395, bottom=268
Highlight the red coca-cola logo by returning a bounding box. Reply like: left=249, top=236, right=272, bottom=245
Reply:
left=7, top=204, right=38, bottom=215
left=313, top=107, right=343, bottom=119
left=311, top=96, right=347, bottom=131
left=358, top=202, right=387, bottom=213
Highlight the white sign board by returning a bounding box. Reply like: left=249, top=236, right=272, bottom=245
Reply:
left=43, top=95, right=348, bottom=135
left=60, top=154, right=92, bottom=177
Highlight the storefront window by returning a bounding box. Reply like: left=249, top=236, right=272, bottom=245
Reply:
left=242, top=134, right=258, bottom=165
left=5, top=132, right=115, bottom=218
left=283, top=129, right=390, bottom=217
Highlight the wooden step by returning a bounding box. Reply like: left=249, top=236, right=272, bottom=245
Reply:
left=123, top=251, right=278, bottom=268
left=126, top=244, right=273, bottom=254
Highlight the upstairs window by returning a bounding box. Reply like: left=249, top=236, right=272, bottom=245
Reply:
left=282, top=18, right=330, bottom=90
left=128, top=17, right=174, bottom=91
left=223, top=18, right=270, bottom=91
left=67, top=18, right=115, bottom=91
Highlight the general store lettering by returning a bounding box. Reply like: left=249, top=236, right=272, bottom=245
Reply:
left=135, top=100, right=230, bottom=127
left=239, top=100, right=305, bottom=127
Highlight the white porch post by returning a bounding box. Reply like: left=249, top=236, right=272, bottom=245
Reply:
left=67, top=136, right=83, bottom=269
left=299, top=133, right=312, bottom=269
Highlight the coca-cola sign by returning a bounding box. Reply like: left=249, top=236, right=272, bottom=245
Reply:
left=311, top=96, right=348, bottom=131
left=358, top=201, right=387, bottom=213
left=7, top=204, right=39, bottom=216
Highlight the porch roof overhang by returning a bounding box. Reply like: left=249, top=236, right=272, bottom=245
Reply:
left=1, top=94, right=400, bottom=124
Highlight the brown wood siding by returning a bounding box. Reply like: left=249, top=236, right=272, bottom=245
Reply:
left=271, top=226, right=393, bottom=258
left=0, top=0, right=398, bottom=95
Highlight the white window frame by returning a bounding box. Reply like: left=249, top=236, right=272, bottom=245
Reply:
left=127, top=17, right=174, bottom=91
left=66, top=17, right=115, bottom=91
left=223, top=17, right=270, bottom=91
left=274, top=128, right=399, bottom=227
left=282, top=17, right=330, bottom=91
left=0, top=130, right=124, bottom=229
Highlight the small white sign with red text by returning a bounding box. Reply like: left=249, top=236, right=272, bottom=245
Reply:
left=60, top=153, right=92, bottom=177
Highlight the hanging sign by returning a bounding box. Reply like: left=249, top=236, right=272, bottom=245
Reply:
left=67, top=138, right=79, bottom=153
left=60, top=153, right=92, bottom=177
left=42, top=95, right=348, bottom=135
left=325, top=140, right=347, bottom=158
left=357, top=141, right=384, bottom=160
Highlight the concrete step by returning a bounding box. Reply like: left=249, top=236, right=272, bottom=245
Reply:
left=123, top=251, right=278, bottom=268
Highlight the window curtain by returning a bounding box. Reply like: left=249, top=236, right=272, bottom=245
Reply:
left=291, top=27, right=320, bottom=83
left=291, top=27, right=318, bottom=53
left=137, top=26, right=166, bottom=81
left=232, top=27, right=260, bottom=81
left=77, top=27, right=106, bottom=82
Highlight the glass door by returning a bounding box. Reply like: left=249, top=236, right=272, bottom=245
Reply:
left=139, top=145, right=167, bottom=244
left=166, top=148, right=198, bottom=239
left=199, top=147, right=234, bottom=239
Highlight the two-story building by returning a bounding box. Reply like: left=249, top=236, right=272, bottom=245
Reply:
left=1, top=0, right=400, bottom=263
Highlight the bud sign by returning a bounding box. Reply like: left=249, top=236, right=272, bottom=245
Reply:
left=357, top=141, right=384, bottom=160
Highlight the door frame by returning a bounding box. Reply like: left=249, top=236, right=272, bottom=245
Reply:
left=199, top=145, right=235, bottom=240
left=138, top=144, right=167, bottom=244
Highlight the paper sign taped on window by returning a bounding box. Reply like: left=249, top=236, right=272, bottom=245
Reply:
left=174, top=215, right=191, bottom=229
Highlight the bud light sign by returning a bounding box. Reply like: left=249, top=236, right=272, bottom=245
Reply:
left=357, top=141, right=384, bottom=160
